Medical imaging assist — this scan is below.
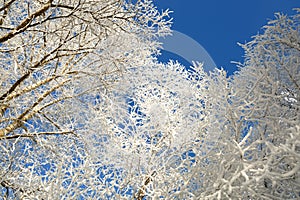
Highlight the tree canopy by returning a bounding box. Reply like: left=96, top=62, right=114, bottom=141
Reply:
left=0, top=1, right=299, bottom=199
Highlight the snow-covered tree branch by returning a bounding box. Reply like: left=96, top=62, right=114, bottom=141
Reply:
left=0, top=1, right=299, bottom=199
left=0, top=0, right=172, bottom=198
left=197, top=10, right=300, bottom=199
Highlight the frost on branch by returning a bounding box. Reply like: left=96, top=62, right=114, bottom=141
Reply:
left=0, top=0, right=171, bottom=198
left=100, top=61, right=219, bottom=198
left=198, top=10, right=300, bottom=199
left=1, top=1, right=299, bottom=199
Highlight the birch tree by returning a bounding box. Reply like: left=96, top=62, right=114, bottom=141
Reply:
left=1, top=1, right=299, bottom=199
left=106, top=9, right=300, bottom=199
left=0, top=0, right=171, bottom=198
left=107, top=61, right=215, bottom=199
left=196, top=9, right=300, bottom=199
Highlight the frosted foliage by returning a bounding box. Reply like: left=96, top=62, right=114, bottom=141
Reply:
left=123, top=62, right=206, bottom=145
left=1, top=1, right=300, bottom=199
left=196, top=11, right=300, bottom=199
left=0, top=0, right=172, bottom=199
left=101, top=61, right=214, bottom=199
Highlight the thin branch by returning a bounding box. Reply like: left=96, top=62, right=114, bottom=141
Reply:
left=0, top=0, right=15, bottom=12
left=0, top=131, right=75, bottom=140
left=136, top=171, right=157, bottom=200
left=0, top=1, right=53, bottom=43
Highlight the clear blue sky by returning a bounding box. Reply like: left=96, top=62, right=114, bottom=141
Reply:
left=155, top=0, right=300, bottom=75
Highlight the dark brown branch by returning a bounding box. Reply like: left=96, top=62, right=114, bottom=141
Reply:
left=0, top=1, right=10, bottom=26
left=0, top=72, right=30, bottom=101
left=51, top=3, right=75, bottom=10
left=0, top=1, right=53, bottom=43
left=0, top=0, right=15, bottom=12
left=136, top=171, right=157, bottom=200
left=0, top=131, right=74, bottom=140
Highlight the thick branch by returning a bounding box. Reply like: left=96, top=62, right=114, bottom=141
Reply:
left=4, top=75, right=60, bottom=102
left=0, top=79, right=70, bottom=137
left=0, top=72, right=30, bottom=101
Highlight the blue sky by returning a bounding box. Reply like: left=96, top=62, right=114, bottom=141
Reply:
left=155, top=0, right=300, bottom=75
